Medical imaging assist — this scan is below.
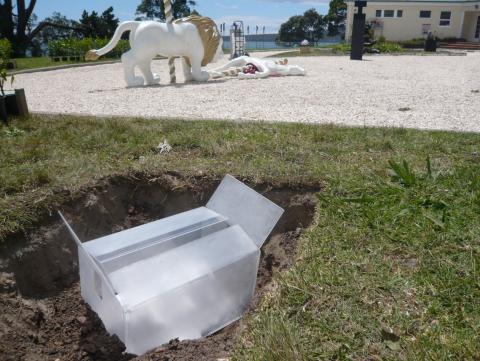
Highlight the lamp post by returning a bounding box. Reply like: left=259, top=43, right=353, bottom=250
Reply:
left=350, top=0, right=367, bottom=60
left=263, top=26, right=265, bottom=49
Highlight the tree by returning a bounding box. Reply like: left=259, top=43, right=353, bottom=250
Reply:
left=0, top=0, right=86, bottom=56
left=278, top=16, right=305, bottom=43
left=38, top=12, right=80, bottom=43
left=0, top=1, right=15, bottom=43
left=326, top=0, right=347, bottom=36
left=278, top=9, right=326, bottom=43
left=135, top=0, right=197, bottom=21
left=79, top=7, right=119, bottom=38
left=303, top=9, right=326, bottom=42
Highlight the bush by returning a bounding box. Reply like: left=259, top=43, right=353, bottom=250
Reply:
left=399, top=38, right=425, bottom=49
left=0, top=39, right=13, bottom=96
left=331, top=43, right=351, bottom=53
left=48, top=37, right=130, bottom=59
left=0, top=39, right=12, bottom=62
left=329, top=40, right=404, bottom=54
left=375, top=41, right=404, bottom=53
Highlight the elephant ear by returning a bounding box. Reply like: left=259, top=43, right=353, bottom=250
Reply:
left=174, top=15, right=221, bottom=66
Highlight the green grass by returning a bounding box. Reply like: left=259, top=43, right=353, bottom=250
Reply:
left=12, top=57, right=80, bottom=71
left=11, top=57, right=120, bottom=71
left=1, top=114, right=479, bottom=359
left=269, top=48, right=345, bottom=58
left=272, top=42, right=406, bottom=58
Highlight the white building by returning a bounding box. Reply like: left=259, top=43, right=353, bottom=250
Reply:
left=345, top=0, right=480, bottom=42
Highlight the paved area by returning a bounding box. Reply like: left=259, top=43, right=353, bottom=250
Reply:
left=10, top=51, right=480, bottom=132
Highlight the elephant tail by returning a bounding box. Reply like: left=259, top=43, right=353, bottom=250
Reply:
left=85, top=21, right=140, bottom=61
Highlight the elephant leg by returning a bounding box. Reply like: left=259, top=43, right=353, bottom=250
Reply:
left=121, top=50, right=144, bottom=87
left=139, top=60, right=160, bottom=85
left=182, top=57, right=194, bottom=82
left=189, top=54, right=210, bottom=82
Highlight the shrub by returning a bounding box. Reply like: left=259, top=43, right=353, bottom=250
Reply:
left=399, top=38, right=425, bottom=49
left=0, top=39, right=13, bottom=96
left=331, top=43, right=351, bottom=53
left=375, top=41, right=404, bottom=53
left=48, top=37, right=130, bottom=59
left=329, top=40, right=404, bottom=54
left=0, top=39, right=12, bottom=62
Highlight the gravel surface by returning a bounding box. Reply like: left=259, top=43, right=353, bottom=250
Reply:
left=10, top=51, right=480, bottom=132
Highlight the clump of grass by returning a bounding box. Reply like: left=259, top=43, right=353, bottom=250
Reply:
left=3, top=126, right=24, bottom=137
left=388, top=159, right=416, bottom=186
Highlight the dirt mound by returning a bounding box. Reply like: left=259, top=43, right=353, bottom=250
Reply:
left=0, top=174, right=318, bottom=360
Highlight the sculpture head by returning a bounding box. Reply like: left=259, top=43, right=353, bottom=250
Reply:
left=288, top=65, right=306, bottom=76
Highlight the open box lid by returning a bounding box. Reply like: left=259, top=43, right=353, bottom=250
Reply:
left=207, top=175, right=284, bottom=248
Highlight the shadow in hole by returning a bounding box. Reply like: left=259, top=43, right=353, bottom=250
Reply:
left=79, top=305, right=134, bottom=361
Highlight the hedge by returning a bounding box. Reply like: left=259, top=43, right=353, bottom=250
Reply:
left=48, top=38, right=130, bottom=58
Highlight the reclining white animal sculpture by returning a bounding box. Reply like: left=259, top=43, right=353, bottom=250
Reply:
left=85, top=16, right=224, bottom=87
left=209, top=56, right=306, bottom=80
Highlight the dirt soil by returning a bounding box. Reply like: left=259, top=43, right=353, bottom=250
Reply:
left=0, top=173, right=318, bottom=361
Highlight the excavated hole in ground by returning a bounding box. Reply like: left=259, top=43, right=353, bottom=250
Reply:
left=0, top=174, right=318, bottom=361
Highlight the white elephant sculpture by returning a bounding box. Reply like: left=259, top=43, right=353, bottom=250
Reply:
left=85, top=15, right=224, bottom=87
left=208, top=56, right=306, bottom=79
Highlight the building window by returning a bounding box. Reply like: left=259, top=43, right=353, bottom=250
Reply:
left=439, top=11, right=451, bottom=26
left=375, top=9, right=403, bottom=18
left=420, top=10, right=432, bottom=18
left=384, top=10, right=395, bottom=18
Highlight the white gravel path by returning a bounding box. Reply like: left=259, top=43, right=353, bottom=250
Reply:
left=10, top=51, right=480, bottom=132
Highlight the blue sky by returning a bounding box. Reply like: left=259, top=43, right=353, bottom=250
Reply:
left=33, top=0, right=330, bottom=34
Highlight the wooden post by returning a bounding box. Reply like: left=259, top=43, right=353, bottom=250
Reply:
left=164, top=0, right=176, bottom=84
left=15, top=88, right=29, bottom=117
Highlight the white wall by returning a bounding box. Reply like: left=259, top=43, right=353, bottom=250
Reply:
left=346, top=1, right=480, bottom=41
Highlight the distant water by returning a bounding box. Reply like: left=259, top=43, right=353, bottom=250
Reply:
left=223, top=40, right=340, bottom=50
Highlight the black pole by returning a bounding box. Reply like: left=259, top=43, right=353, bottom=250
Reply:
left=351, top=1, right=367, bottom=60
